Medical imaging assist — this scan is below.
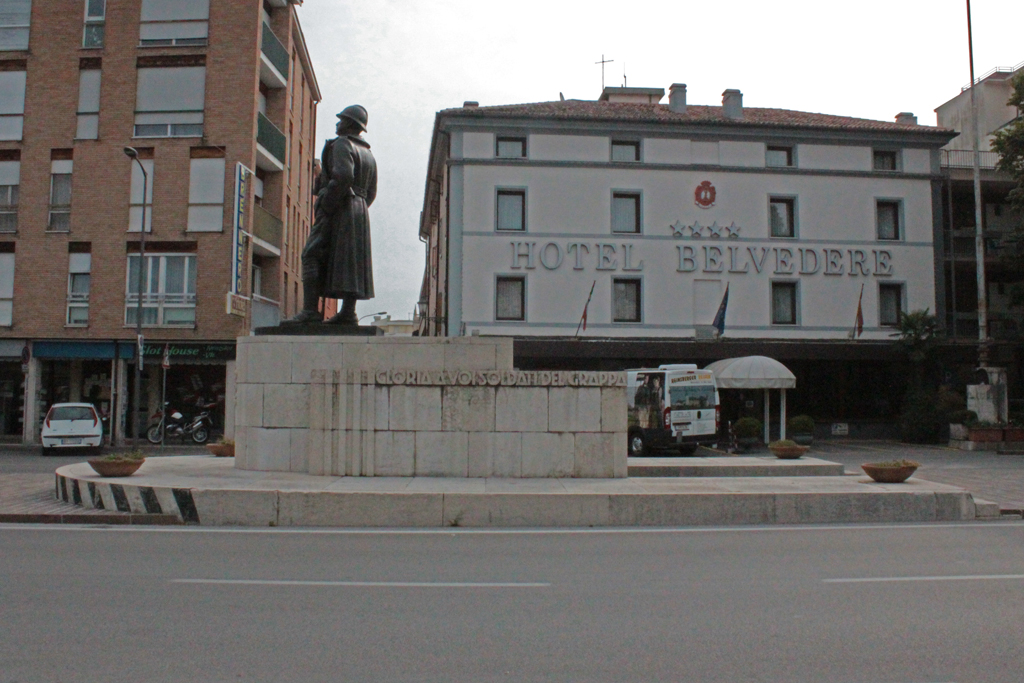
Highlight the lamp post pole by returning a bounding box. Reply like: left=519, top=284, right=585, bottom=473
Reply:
left=124, top=148, right=147, bottom=443
left=966, top=0, right=989, bottom=366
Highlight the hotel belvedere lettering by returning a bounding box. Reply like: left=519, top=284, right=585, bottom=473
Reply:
left=509, top=241, right=895, bottom=277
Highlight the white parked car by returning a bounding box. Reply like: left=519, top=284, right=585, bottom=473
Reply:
left=41, top=403, right=103, bottom=455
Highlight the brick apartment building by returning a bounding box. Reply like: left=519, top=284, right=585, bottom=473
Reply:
left=0, top=0, right=319, bottom=444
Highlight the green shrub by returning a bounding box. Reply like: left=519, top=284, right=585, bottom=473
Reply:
left=899, top=390, right=945, bottom=443
left=769, top=439, right=799, bottom=448
left=869, top=459, right=920, bottom=468
left=935, top=385, right=966, bottom=417
left=733, top=417, right=763, bottom=439
left=948, top=409, right=978, bottom=426
left=787, top=414, right=814, bottom=434
left=103, top=450, right=145, bottom=462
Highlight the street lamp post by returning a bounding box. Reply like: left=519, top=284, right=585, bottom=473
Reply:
left=966, top=0, right=989, bottom=366
left=124, top=147, right=147, bottom=443
left=359, top=311, right=387, bottom=322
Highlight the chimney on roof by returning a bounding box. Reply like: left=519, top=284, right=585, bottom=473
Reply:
left=463, top=101, right=479, bottom=108
left=669, top=83, right=687, bottom=113
left=722, top=89, right=743, bottom=120
left=895, top=112, right=917, bottom=125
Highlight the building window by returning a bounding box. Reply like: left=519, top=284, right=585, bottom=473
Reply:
left=495, top=276, right=525, bottom=321
left=83, top=0, right=104, bottom=47
left=496, top=189, right=525, bottom=231
left=766, top=145, right=793, bottom=167
left=495, top=137, right=526, bottom=159
left=0, top=0, right=30, bottom=50
left=125, top=253, right=196, bottom=326
left=48, top=160, right=73, bottom=232
left=769, top=196, right=795, bottom=237
left=0, top=249, right=12, bottom=325
left=0, top=70, right=26, bottom=141
left=879, top=283, right=903, bottom=326
left=128, top=156, right=153, bottom=232
left=76, top=68, right=101, bottom=139
left=873, top=150, right=898, bottom=171
left=771, top=281, right=797, bottom=325
left=611, top=192, right=641, bottom=234
left=139, top=0, right=209, bottom=46
left=613, top=278, right=642, bottom=323
left=611, top=140, right=640, bottom=162
left=67, top=251, right=90, bottom=326
left=134, top=66, right=205, bottom=137
left=876, top=200, right=901, bottom=240
left=0, top=159, right=18, bottom=233
left=187, top=156, right=224, bottom=231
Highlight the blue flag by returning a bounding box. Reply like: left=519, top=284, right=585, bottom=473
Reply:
left=712, top=283, right=729, bottom=337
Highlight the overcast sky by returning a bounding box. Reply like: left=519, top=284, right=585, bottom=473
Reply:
left=294, top=0, right=1024, bottom=322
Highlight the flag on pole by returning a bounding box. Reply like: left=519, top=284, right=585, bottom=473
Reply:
left=575, top=280, right=597, bottom=337
left=850, top=283, right=865, bottom=339
left=712, top=283, right=730, bottom=337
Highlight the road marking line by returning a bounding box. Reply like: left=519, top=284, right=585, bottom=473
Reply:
left=170, top=579, right=549, bottom=588
left=5, top=521, right=1024, bottom=535
left=824, top=574, right=1024, bottom=584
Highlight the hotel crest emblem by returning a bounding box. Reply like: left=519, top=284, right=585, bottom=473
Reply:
left=694, top=180, right=716, bottom=208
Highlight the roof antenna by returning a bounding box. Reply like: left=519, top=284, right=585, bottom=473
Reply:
left=623, top=62, right=627, bottom=88
left=595, top=54, right=614, bottom=90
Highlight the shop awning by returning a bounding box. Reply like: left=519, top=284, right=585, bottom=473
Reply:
left=704, top=356, right=796, bottom=389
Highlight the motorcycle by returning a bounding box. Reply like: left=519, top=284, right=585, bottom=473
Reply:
left=147, top=401, right=214, bottom=444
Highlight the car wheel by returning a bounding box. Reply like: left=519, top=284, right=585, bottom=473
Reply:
left=629, top=431, right=647, bottom=457
left=191, top=427, right=209, bottom=444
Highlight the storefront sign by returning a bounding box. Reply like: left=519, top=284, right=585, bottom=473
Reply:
left=231, top=162, right=253, bottom=301
left=226, top=292, right=248, bottom=317
left=142, top=343, right=235, bottom=362
left=508, top=241, right=895, bottom=277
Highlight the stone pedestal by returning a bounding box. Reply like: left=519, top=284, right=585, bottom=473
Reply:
left=233, top=336, right=626, bottom=478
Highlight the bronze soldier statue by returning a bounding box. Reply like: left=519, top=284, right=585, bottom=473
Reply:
left=284, top=104, right=377, bottom=325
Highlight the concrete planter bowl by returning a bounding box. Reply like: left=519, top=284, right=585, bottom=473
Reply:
left=206, top=442, right=235, bottom=458
left=768, top=443, right=809, bottom=459
left=862, top=461, right=919, bottom=484
left=87, top=457, right=144, bottom=477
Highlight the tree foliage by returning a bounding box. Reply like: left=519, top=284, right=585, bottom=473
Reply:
left=991, top=71, right=1024, bottom=307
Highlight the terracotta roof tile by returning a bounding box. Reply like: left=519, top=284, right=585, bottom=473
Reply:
left=442, top=99, right=953, bottom=135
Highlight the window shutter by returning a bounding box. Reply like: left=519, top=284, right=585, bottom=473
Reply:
left=187, top=158, right=225, bottom=232
left=135, top=67, right=206, bottom=113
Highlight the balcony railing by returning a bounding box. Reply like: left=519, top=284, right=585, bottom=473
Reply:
left=253, top=204, right=283, bottom=249
left=261, top=22, right=289, bottom=78
left=257, top=112, right=286, bottom=165
left=941, top=149, right=1000, bottom=170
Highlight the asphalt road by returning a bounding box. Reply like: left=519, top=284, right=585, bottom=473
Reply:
left=3, top=522, right=1023, bottom=683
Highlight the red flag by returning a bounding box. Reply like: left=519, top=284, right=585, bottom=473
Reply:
left=575, top=280, right=597, bottom=337
left=853, top=284, right=864, bottom=338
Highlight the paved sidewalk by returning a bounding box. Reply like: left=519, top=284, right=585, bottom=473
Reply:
left=0, top=473, right=153, bottom=523
left=787, top=441, right=1024, bottom=513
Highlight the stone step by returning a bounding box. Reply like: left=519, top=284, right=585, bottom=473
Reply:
left=628, top=456, right=845, bottom=477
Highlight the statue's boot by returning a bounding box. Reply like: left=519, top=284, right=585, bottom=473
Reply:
left=281, top=280, right=322, bottom=325
left=325, top=298, right=358, bottom=325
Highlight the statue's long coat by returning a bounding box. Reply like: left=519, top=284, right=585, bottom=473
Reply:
left=310, top=134, right=377, bottom=300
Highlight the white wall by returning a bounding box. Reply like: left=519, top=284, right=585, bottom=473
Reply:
left=455, top=158, right=937, bottom=340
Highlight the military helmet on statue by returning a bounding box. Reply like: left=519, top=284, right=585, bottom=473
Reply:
left=337, top=105, right=368, bottom=132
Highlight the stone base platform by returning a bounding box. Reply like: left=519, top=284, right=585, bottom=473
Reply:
left=628, top=456, right=846, bottom=477
left=55, top=457, right=983, bottom=527
left=254, top=323, right=382, bottom=336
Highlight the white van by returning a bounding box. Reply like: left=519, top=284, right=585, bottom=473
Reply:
left=626, top=364, right=719, bottom=456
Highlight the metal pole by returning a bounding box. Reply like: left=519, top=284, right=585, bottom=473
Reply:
left=966, top=0, right=989, bottom=365
left=126, top=148, right=148, bottom=443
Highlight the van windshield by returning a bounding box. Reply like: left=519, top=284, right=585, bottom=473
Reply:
left=669, top=385, right=715, bottom=410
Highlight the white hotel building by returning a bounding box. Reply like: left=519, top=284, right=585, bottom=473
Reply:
left=417, top=86, right=957, bottom=431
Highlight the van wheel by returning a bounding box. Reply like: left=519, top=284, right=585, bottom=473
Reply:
left=629, top=432, right=647, bottom=457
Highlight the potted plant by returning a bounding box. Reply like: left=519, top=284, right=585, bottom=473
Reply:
left=786, top=415, right=815, bottom=446
left=862, top=458, right=920, bottom=483
left=87, top=450, right=145, bottom=477
left=732, top=417, right=763, bottom=452
left=1005, top=416, right=1024, bottom=443
left=948, top=409, right=977, bottom=441
left=967, top=421, right=1004, bottom=443
left=206, top=436, right=235, bottom=458
left=768, top=439, right=809, bottom=459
